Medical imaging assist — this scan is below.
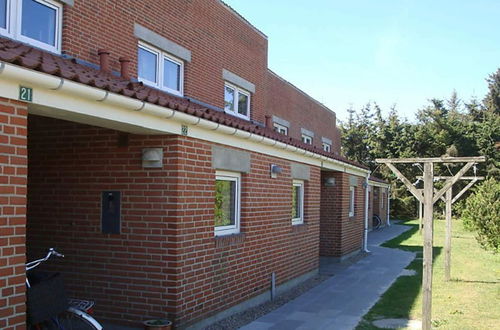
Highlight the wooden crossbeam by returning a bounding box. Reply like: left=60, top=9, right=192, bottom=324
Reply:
left=385, top=163, right=423, bottom=203
left=417, top=176, right=484, bottom=204
left=452, top=178, right=480, bottom=204
left=417, top=176, right=485, bottom=180
left=433, top=162, right=475, bottom=204
left=419, top=188, right=446, bottom=202
left=376, top=156, right=486, bottom=163
left=434, top=188, right=446, bottom=203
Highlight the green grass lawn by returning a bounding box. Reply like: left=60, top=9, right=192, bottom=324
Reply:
left=356, top=219, right=500, bottom=330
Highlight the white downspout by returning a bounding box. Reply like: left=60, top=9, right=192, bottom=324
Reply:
left=364, top=173, right=371, bottom=253
left=387, top=186, right=391, bottom=226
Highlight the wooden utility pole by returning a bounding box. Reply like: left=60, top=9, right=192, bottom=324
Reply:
left=422, top=162, right=433, bottom=330
left=419, top=201, right=423, bottom=234
left=376, top=156, right=485, bottom=330
left=444, top=187, right=452, bottom=281
left=418, top=176, right=484, bottom=281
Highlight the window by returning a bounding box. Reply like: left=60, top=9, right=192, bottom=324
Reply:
left=322, top=142, right=331, bottom=152
left=215, top=171, right=240, bottom=236
left=292, top=180, right=304, bottom=225
left=0, top=0, right=7, bottom=31
left=273, top=122, right=288, bottom=135
left=349, top=186, right=355, bottom=217
left=381, top=191, right=385, bottom=209
left=138, top=42, right=183, bottom=96
left=0, top=0, right=62, bottom=53
left=224, top=82, right=250, bottom=120
left=302, top=134, right=313, bottom=145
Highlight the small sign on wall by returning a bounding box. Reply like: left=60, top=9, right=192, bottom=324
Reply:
left=19, top=86, right=33, bottom=102
left=181, top=125, right=189, bottom=136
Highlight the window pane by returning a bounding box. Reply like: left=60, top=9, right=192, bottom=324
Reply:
left=21, top=0, right=57, bottom=46
left=163, top=58, right=180, bottom=91
left=238, top=93, right=248, bottom=116
left=224, top=86, right=235, bottom=112
left=0, top=0, right=6, bottom=29
left=215, top=179, right=236, bottom=227
left=292, top=185, right=300, bottom=218
left=138, top=47, right=157, bottom=83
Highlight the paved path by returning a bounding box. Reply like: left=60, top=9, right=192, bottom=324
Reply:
left=240, top=223, right=415, bottom=330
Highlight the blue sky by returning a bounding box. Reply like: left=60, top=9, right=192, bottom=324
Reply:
left=223, top=0, right=500, bottom=122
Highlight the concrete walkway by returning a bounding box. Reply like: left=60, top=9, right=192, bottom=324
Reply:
left=240, top=223, right=415, bottom=330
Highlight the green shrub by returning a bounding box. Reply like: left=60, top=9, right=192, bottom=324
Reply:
left=461, top=178, right=500, bottom=253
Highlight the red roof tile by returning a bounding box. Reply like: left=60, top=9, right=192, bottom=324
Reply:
left=0, top=37, right=368, bottom=170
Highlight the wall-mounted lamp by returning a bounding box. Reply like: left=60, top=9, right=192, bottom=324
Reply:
left=142, top=148, right=163, bottom=168
left=324, top=177, right=336, bottom=187
left=270, top=164, right=283, bottom=179
left=362, top=182, right=369, bottom=189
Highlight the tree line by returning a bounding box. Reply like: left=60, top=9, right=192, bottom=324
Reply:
left=340, top=69, right=500, bottom=219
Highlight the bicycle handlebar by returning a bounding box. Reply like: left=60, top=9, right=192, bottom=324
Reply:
left=26, top=248, right=64, bottom=270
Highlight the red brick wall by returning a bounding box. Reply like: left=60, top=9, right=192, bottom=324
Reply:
left=0, top=97, right=28, bottom=330
left=61, top=0, right=268, bottom=123
left=27, top=115, right=320, bottom=327
left=265, top=71, right=341, bottom=154
left=172, top=138, right=320, bottom=326
left=27, top=115, right=180, bottom=325
left=319, top=171, right=365, bottom=257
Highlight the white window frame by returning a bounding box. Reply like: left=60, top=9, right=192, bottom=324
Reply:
left=380, top=191, right=385, bottom=209
left=138, top=41, right=184, bottom=96
left=214, top=171, right=241, bottom=236
left=273, top=122, right=288, bottom=135
left=322, top=142, right=331, bottom=152
left=224, top=82, right=251, bottom=120
left=0, top=0, right=63, bottom=53
left=349, top=186, right=355, bottom=217
left=302, top=134, right=313, bottom=145
left=292, top=180, right=304, bottom=225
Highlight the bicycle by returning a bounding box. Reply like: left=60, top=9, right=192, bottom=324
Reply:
left=26, top=248, right=103, bottom=330
left=372, top=214, right=382, bottom=230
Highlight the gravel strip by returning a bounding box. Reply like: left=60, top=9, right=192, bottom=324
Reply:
left=205, top=274, right=329, bottom=330
left=205, top=251, right=370, bottom=329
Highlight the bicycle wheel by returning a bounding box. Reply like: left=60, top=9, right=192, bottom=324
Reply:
left=372, top=214, right=382, bottom=230
left=43, top=309, right=101, bottom=330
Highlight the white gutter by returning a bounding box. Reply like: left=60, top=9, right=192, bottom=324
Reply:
left=387, top=186, right=391, bottom=226
left=0, top=62, right=370, bottom=176
left=363, top=172, right=371, bottom=253
left=367, top=179, right=391, bottom=189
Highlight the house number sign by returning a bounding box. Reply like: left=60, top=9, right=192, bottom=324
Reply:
left=19, top=86, right=33, bottom=102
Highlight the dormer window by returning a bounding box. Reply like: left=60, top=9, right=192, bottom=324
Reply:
left=224, top=82, right=250, bottom=120
left=302, top=134, right=313, bottom=145
left=273, top=122, right=288, bottom=135
left=322, top=137, right=332, bottom=153
left=0, top=0, right=63, bottom=53
left=138, top=42, right=184, bottom=96
left=301, top=128, right=314, bottom=145
left=222, top=69, right=255, bottom=121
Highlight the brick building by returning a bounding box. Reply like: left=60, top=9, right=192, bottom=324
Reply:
left=0, top=0, right=388, bottom=328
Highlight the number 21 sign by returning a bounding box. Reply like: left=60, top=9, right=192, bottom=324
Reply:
left=19, top=86, right=33, bottom=102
